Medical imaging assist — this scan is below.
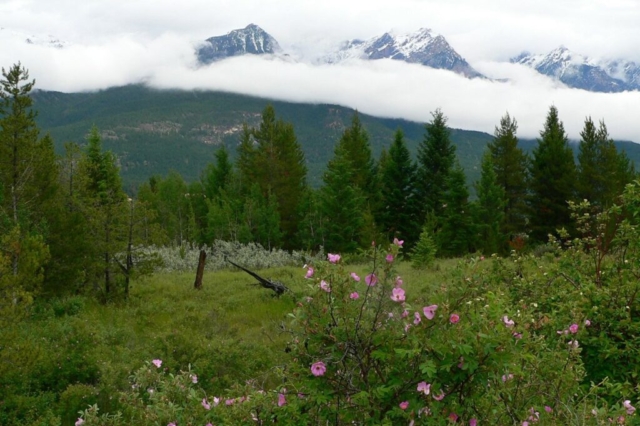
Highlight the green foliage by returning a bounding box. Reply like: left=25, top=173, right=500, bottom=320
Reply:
left=438, top=163, right=475, bottom=257
left=379, top=129, right=420, bottom=249
left=577, top=117, right=635, bottom=209
left=411, top=222, right=437, bottom=269
left=487, top=113, right=529, bottom=243
left=473, top=151, right=506, bottom=255
left=416, top=109, right=456, bottom=221
left=529, top=106, right=577, bottom=242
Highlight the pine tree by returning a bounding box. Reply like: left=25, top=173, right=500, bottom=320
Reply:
left=529, top=106, right=577, bottom=242
left=577, top=118, right=635, bottom=208
left=203, top=146, right=233, bottom=200
left=319, top=146, right=366, bottom=253
left=438, top=162, right=474, bottom=257
left=487, top=113, right=528, bottom=241
left=416, top=109, right=456, bottom=222
left=379, top=129, right=420, bottom=249
left=474, top=152, right=506, bottom=255
left=411, top=223, right=437, bottom=269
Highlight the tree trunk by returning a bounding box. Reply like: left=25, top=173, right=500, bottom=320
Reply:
left=194, top=249, right=206, bottom=290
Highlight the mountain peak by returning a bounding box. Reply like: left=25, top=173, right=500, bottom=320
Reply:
left=197, top=24, right=281, bottom=64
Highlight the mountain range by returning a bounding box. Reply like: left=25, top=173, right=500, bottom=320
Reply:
left=512, top=46, right=640, bottom=92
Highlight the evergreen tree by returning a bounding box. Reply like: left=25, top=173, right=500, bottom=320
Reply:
left=203, top=146, right=233, bottom=200
left=319, top=146, right=366, bottom=253
left=416, top=109, right=456, bottom=222
left=474, top=152, right=506, bottom=255
left=411, top=223, right=437, bottom=269
left=529, top=106, right=577, bottom=242
left=336, top=112, right=377, bottom=196
left=487, top=113, right=529, bottom=241
left=577, top=117, right=635, bottom=208
left=379, top=129, right=420, bottom=249
left=438, top=162, right=474, bottom=257
left=296, top=188, right=325, bottom=251
left=236, top=105, right=307, bottom=247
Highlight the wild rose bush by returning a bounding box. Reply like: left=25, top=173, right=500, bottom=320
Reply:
left=77, top=239, right=638, bottom=425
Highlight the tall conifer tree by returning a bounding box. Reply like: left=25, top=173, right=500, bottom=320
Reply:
left=438, top=162, right=474, bottom=257
left=474, top=152, right=506, bottom=255
left=487, top=113, right=528, bottom=241
left=416, top=109, right=456, bottom=222
left=529, top=106, right=577, bottom=242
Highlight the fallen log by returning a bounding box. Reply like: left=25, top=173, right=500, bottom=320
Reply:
left=226, top=258, right=288, bottom=296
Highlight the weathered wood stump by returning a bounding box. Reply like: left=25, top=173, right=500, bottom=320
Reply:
left=194, top=249, right=207, bottom=290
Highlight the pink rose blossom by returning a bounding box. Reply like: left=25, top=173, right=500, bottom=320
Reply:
left=450, top=314, right=460, bottom=324
left=152, top=359, right=162, bottom=368
left=350, top=272, right=361, bottom=282
left=470, top=419, right=477, bottom=426
left=569, top=323, right=579, bottom=334
left=545, top=406, right=553, bottom=413
left=168, top=423, right=176, bottom=426
left=502, top=373, right=514, bottom=382
left=386, top=253, right=394, bottom=263
left=350, top=292, right=360, bottom=300
left=328, top=253, right=341, bottom=263
left=391, top=287, right=406, bottom=302
left=395, top=276, right=403, bottom=287
left=320, top=280, right=331, bottom=293
left=417, top=381, right=431, bottom=395
left=404, top=323, right=411, bottom=332
left=393, top=238, right=404, bottom=247
left=311, top=361, right=327, bottom=376
left=75, top=419, right=84, bottom=426
left=213, top=396, right=220, bottom=406
left=414, top=311, right=422, bottom=325
left=305, top=267, right=314, bottom=279
left=191, top=374, right=198, bottom=384
left=399, top=401, right=409, bottom=410
left=402, top=309, right=409, bottom=318
left=365, top=274, right=378, bottom=286
left=278, top=393, right=287, bottom=406
left=585, top=319, right=591, bottom=326
left=225, top=398, right=235, bottom=405
left=449, top=413, right=458, bottom=422
left=513, top=332, right=523, bottom=339
left=433, top=391, right=445, bottom=401
left=503, top=316, right=515, bottom=328
left=423, top=305, right=438, bottom=320
left=202, top=398, right=211, bottom=410
left=624, top=400, right=635, bottom=415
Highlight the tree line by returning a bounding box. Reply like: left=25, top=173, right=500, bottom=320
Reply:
left=0, top=63, right=636, bottom=305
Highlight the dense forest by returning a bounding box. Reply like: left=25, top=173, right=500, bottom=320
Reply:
left=2, top=63, right=640, bottom=425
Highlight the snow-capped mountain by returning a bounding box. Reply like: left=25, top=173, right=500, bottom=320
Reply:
left=323, top=28, right=484, bottom=79
left=0, top=28, right=68, bottom=48
left=197, top=24, right=282, bottom=64
left=512, top=46, right=640, bottom=92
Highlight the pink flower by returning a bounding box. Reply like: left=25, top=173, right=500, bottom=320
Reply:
left=513, top=332, right=523, bottom=339
left=423, top=305, right=438, bottom=320
left=365, top=274, right=378, bottom=286
left=350, top=272, right=361, bottom=282
left=399, top=401, right=409, bottom=410
left=414, top=311, right=422, bottom=325
left=350, top=292, right=359, bottom=300
left=433, top=391, right=445, bottom=401
left=395, top=276, right=403, bottom=287
left=278, top=393, right=286, bottom=406
left=470, top=419, right=477, bottom=426
left=449, top=412, right=458, bottom=422
left=623, top=400, right=636, bottom=415
left=569, top=323, right=579, bottom=334
left=545, top=406, right=553, bottom=413
left=225, top=399, right=234, bottom=405
left=207, top=424, right=213, bottom=426
left=402, top=309, right=409, bottom=318
left=503, top=316, right=515, bottom=328
left=391, top=288, right=406, bottom=302
left=328, top=253, right=341, bottom=263
left=585, top=319, right=591, bottom=326
left=213, top=396, right=220, bottom=406
left=404, top=323, right=411, bottom=332
left=75, top=419, right=84, bottom=426
left=502, top=373, right=514, bottom=382
left=152, top=359, right=162, bottom=368
left=202, top=398, right=211, bottom=410
left=417, top=381, right=431, bottom=395
left=522, top=422, right=529, bottom=426
left=568, top=339, right=579, bottom=349
left=191, top=374, right=198, bottom=384
left=450, top=314, right=460, bottom=324
left=168, top=423, right=176, bottom=426
left=320, top=280, right=331, bottom=292
left=311, top=361, right=326, bottom=376
left=393, top=238, right=404, bottom=247
left=305, top=267, right=314, bottom=279
left=386, top=253, right=394, bottom=263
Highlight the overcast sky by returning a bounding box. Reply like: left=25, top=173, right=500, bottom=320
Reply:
left=2, top=0, right=640, bottom=141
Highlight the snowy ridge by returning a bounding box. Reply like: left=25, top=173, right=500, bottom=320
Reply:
left=512, top=46, right=640, bottom=92
left=0, top=27, right=68, bottom=48
left=197, top=24, right=282, bottom=64
left=322, top=27, right=484, bottom=79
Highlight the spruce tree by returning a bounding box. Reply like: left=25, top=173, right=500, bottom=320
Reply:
left=474, top=152, right=506, bottom=255
left=319, top=146, right=366, bottom=253
left=529, top=106, right=577, bottom=242
left=438, top=162, right=474, bottom=257
left=416, top=109, right=456, bottom=222
left=487, top=113, right=528, bottom=242
left=379, top=129, right=420, bottom=248
left=577, top=118, right=635, bottom=208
